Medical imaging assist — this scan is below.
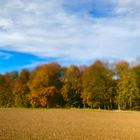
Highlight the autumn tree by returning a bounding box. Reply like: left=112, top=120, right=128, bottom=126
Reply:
left=61, top=65, right=82, bottom=107
left=28, top=63, right=63, bottom=108
left=115, top=61, right=139, bottom=110
left=0, top=75, right=6, bottom=106
left=132, top=65, right=140, bottom=108
left=0, top=60, right=140, bottom=110
left=13, top=69, right=30, bottom=107
left=81, top=60, right=113, bottom=109
left=0, top=72, right=17, bottom=107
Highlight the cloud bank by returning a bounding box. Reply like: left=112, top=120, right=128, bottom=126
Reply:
left=0, top=0, right=140, bottom=65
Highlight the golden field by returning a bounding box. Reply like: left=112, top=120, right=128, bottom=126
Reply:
left=0, top=109, right=140, bottom=140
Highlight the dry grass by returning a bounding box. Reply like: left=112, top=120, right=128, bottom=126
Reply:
left=0, top=108, right=140, bottom=140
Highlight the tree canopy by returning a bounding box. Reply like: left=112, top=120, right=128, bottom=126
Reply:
left=0, top=61, right=140, bottom=110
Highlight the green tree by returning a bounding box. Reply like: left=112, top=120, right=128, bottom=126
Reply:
left=81, top=60, right=113, bottom=109
left=0, top=73, right=15, bottom=107
left=61, top=65, right=82, bottom=107
left=132, top=65, right=140, bottom=109
left=115, top=62, right=139, bottom=110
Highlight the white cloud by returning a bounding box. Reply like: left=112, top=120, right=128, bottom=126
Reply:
left=0, top=0, right=140, bottom=65
left=115, top=0, right=140, bottom=15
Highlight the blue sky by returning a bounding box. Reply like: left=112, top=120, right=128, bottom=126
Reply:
left=0, top=0, right=140, bottom=73
left=0, top=50, right=57, bottom=73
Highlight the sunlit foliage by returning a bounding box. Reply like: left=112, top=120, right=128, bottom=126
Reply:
left=0, top=60, right=140, bottom=110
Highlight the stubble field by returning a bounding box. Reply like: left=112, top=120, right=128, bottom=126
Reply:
left=0, top=108, right=140, bottom=140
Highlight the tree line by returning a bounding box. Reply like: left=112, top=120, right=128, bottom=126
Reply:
left=0, top=60, right=140, bottom=110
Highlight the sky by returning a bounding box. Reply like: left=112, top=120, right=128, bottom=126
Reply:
left=0, top=0, right=140, bottom=73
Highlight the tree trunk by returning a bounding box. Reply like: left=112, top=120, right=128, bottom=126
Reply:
left=118, top=104, right=121, bottom=110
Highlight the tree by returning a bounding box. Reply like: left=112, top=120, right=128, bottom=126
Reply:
left=28, top=86, right=60, bottom=108
left=13, top=69, right=30, bottom=107
left=0, top=75, right=6, bottom=106
left=115, top=62, right=139, bottom=110
left=61, top=65, right=82, bottom=107
left=81, top=60, right=113, bottom=109
left=28, top=63, right=62, bottom=108
left=132, top=65, right=140, bottom=108
left=0, top=73, right=16, bottom=107
left=1, top=60, right=140, bottom=110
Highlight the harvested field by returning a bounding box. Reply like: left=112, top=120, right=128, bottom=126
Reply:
left=0, top=109, right=140, bottom=140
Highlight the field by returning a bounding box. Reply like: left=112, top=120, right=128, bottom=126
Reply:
left=0, top=109, right=140, bottom=140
